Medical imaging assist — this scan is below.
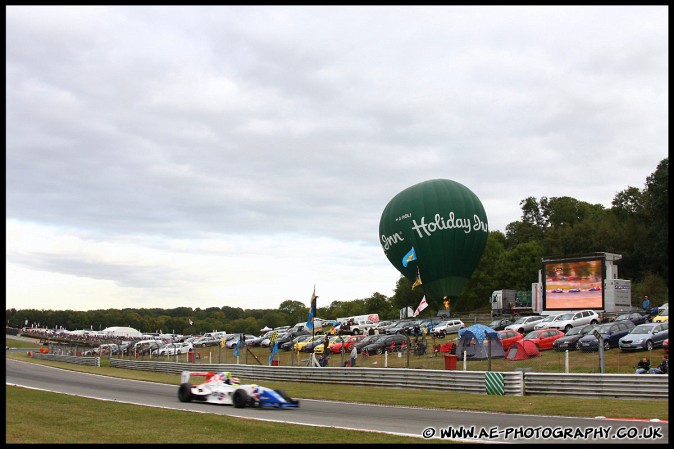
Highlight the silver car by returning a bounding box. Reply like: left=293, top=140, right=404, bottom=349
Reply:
left=505, top=315, right=545, bottom=334
left=618, top=322, right=669, bottom=351
left=533, top=314, right=561, bottom=330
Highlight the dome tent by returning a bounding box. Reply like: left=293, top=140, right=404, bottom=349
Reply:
left=504, top=340, right=541, bottom=361
left=101, top=326, right=142, bottom=338
left=455, top=324, right=504, bottom=360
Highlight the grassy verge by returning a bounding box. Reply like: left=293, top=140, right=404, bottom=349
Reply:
left=6, top=386, right=444, bottom=444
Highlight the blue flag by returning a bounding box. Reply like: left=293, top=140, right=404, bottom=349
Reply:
left=402, top=247, right=417, bottom=267
left=233, top=338, right=241, bottom=357
left=306, top=286, right=317, bottom=330
left=269, top=341, right=278, bottom=365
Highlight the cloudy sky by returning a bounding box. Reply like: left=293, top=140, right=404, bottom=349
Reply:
left=6, top=6, right=668, bottom=313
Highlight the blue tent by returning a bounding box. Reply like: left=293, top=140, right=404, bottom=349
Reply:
left=456, top=324, right=504, bottom=359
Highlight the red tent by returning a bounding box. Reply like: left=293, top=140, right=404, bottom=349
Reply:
left=504, top=340, right=540, bottom=361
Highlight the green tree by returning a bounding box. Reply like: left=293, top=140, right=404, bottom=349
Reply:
left=278, top=300, right=308, bottom=324
left=390, top=276, right=425, bottom=316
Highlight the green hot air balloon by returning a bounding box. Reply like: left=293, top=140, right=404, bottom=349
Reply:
left=379, top=179, right=489, bottom=306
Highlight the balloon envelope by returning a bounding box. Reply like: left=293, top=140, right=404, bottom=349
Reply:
left=379, top=179, right=488, bottom=304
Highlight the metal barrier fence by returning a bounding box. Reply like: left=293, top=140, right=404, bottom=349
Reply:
left=106, top=357, right=668, bottom=400
left=524, top=372, right=667, bottom=400
left=29, top=353, right=100, bottom=367
left=26, top=351, right=668, bottom=400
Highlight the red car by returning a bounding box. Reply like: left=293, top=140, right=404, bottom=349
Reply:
left=522, top=329, right=566, bottom=351
left=664, top=338, right=669, bottom=354
left=330, top=335, right=365, bottom=354
left=497, top=330, right=523, bottom=351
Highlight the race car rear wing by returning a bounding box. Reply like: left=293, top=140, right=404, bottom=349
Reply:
left=180, top=371, right=214, bottom=384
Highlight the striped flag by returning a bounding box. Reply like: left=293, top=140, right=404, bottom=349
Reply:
left=306, top=286, right=318, bottom=330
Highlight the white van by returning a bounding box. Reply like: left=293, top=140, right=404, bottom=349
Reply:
left=203, top=331, right=227, bottom=339
left=290, top=319, right=323, bottom=334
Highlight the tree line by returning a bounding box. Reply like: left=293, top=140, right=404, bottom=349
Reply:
left=6, top=158, right=668, bottom=336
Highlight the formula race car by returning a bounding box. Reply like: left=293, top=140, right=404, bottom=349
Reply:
left=177, top=371, right=299, bottom=409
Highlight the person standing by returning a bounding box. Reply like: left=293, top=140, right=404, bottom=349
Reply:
left=320, top=335, right=330, bottom=367
left=635, top=357, right=650, bottom=374
left=350, top=345, right=357, bottom=367
left=642, top=296, right=651, bottom=313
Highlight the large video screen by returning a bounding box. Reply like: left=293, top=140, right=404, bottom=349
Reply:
left=543, top=258, right=604, bottom=310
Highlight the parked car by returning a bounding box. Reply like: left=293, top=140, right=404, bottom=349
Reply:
left=383, top=320, right=413, bottom=335
left=352, top=334, right=386, bottom=353
left=260, top=331, right=291, bottom=348
left=246, top=331, right=273, bottom=347
left=431, top=319, right=465, bottom=338
left=372, top=320, right=394, bottom=330
left=298, top=335, right=326, bottom=353
left=360, top=334, right=407, bottom=355
left=614, top=312, right=650, bottom=326
left=274, top=330, right=311, bottom=348
left=487, top=319, right=513, bottom=331
left=193, top=337, right=222, bottom=348
left=156, top=342, right=193, bottom=356
left=522, top=329, right=566, bottom=351
left=577, top=321, right=635, bottom=351
left=497, top=329, right=523, bottom=351
left=313, top=335, right=344, bottom=355
left=652, top=309, right=669, bottom=323
left=329, top=335, right=365, bottom=354
left=281, top=334, right=312, bottom=351
left=400, top=320, right=424, bottom=336
left=505, top=315, right=545, bottom=334
left=226, top=334, right=256, bottom=349
left=547, top=310, right=600, bottom=333
left=131, top=339, right=165, bottom=355
left=618, top=322, right=669, bottom=351
left=418, top=318, right=444, bottom=334
left=553, top=324, right=598, bottom=351
left=534, top=314, right=561, bottom=330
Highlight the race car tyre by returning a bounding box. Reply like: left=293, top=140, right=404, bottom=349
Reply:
left=232, top=388, right=248, bottom=408
left=178, top=383, right=193, bottom=403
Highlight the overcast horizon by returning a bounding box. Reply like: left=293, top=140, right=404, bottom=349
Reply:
left=6, top=5, right=668, bottom=312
